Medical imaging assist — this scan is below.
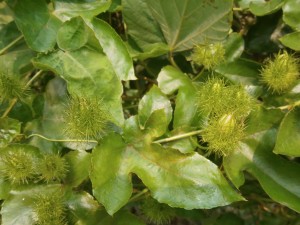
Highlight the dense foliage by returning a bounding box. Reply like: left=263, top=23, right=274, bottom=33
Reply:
left=0, top=0, right=300, bottom=224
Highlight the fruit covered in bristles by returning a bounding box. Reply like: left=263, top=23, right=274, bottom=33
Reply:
left=0, top=149, right=36, bottom=184
left=0, top=73, right=27, bottom=101
left=197, top=77, right=254, bottom=119
left=32, top=191, right=67, bottom=225
left=261, top=51, right=299, bottom=93
left=201, top=114, right=245, bottom=156
left=63, top=96, right=111, bottom=140
left=191, top=42, right=225, bottom=70
left=38, top=154, right=68, bottom=183
left=141, top=197, right=175, bottom=225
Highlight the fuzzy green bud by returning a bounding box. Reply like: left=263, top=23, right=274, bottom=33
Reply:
left=141, top=197, right=175, bottom=225
left=0, top=150, right=36, bottom=184
left=32, top=191, right=67, bottom=225
left=38, top=154, right=68, bottom=183
left=191, top=43, right=225, bottom=70
left=197, top=77, right=254, bottom=119
left=64, top=96, right=111, bottom=140
left=261, top=51, right=299, bottom=93
left=202, top=114, right=244, bottom=156
left=0, top=73, right=27, bottom=101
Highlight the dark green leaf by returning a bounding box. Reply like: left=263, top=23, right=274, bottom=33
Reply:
left=280, top=31, right=300, bottom=51
left=85, top=18, right=136, bottom=81
left=57, top=16, right=88, bottom=51
left=53, top=0, right=111, bottom=21
left=6, top=0, right=62, bottom=52
left=100, top=210, right=146, bottom=225
left=0, top=21, right=21, bottom=50
left=216, top=58, right=261, bottom=85
left=90, top=133, right=243, bottom=215
left=274, top=108, right=300, bottom=156
left=223, top=32, right=244, bottom=62
left=123, top=0, right=233, bottom=53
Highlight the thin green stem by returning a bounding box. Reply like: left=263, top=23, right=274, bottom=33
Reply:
left=232, top=7, right=243, bottom=11
left=153, top=130, right=203, bottom=144
left=1, top=98, right=18, bottom=118
left=0, top=35, right=23, bottom=55
left=27, top=133, right=98, bottom=144
left=192, top=67, right=205, bottom=81
left=24, top=70, right=43, bottom=89
left=278, top=100, right=300, bottom=110
left=168, top=51, right=180, bottom=70
left=128, top=189, right=149, bottom=203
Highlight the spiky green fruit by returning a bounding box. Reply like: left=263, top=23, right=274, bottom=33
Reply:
left=64, top=96, right=111, bottom=140
left=141, top=197, right=175, bottom=225
left=0, top=150, right=36, bottom=184
left=202, top=114, right=244, bottom=156
left=261, top=51, right=299, bottom=93
left=0, top=73, right=27, bottom=101
left=32, top=191, right=67, bottom=225
left=191, top=43, right=225, bottom=70
left=38, top=154, right=68, bottom=183
left=197, top=77, right=254, bottom=119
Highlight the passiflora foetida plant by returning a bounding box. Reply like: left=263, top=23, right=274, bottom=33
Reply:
left=1, top=0, right=300, bottom=224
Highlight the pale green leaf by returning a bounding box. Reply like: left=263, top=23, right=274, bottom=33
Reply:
left=65, top=151, right=91, bottom=187
left=283, top=0, right=300, bottom=30
left=85, top=18, right=135, bottom=81
left=53, top=0, right=111, bottom=21
left=32, top=47, right=124, bottom=125
left=57, top=16, right=88, bottom=51
left=280, top=31, right=300, bottom=51
left=138, top=85, right=172, bottom=129
left=249, top=0, right=284, bottom=16
left=91, top=133, right=243, bottom=215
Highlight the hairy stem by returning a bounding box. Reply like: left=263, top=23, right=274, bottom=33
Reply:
left=0, top=35, right=24, bottom=55
left=153, top=130, right=203, bottom=144
left=27, top=133, right=98, bottom=144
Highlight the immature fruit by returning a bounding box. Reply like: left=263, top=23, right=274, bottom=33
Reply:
left=32, top=191, right=67, bottom=225
left=191, top=42, right=225, bottom=70
left=38, top=154, right=68, bottom=183
left=64, top=96, right=111, bottom=140
left=0, top=150, right=36, bottom=184
left=197, top=77, right=254, bottom=119
left=261, top=51, right=299, bottom=93
left=202, top=114, right=244, bottom=156
left=141, top=197, right=175, bottom=225
left=0, top=73, right=27, bottom=101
